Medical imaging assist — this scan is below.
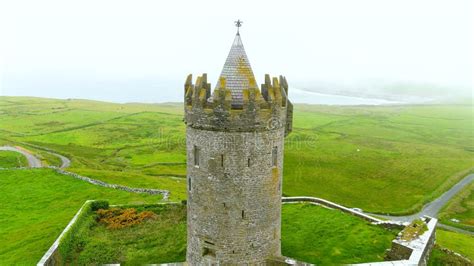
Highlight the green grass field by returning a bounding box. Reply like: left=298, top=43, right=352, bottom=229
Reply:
left=427, top=228, right=474, bottom=265
left=1, top=96, right=472, bottom=213
left=428, top=225, right=474, bottom=266
left=281, top=203, right=398, bottom=264
left=0, top=168, right=162, bottom=265
left=0, top=150, right=28, bottom=168
left=59, top=202, right=398, bottom=265
left=435, top=229, right=474, bottom=260
left=438, top=182, right=474, bottom=232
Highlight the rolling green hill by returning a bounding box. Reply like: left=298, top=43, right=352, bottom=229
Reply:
left=1, top=96, right=473, bottom=213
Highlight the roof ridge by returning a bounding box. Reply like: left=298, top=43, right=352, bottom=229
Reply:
left=212, top=33, right=257, bottom=107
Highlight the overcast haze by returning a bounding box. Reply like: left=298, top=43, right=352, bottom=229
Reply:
left=0, top=0, right=472, bottom=103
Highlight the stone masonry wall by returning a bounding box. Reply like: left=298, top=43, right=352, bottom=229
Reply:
left=186, top=126, right=286, bottom=265
left=55, top=168, right=170, bottom=199
left=357, top=217, right=438, bottom=266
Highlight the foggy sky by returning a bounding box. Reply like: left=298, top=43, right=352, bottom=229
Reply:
left=0, top=0, right=472, bottom=103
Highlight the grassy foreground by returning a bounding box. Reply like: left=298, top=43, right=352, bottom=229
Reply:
left=428, top=247, right=472, bottom=266
left=0, top=169, right=162, bottom=265
left=428, top=229, right=474, bottom=265
left=59, top=202, right=398, bottom=265
left=0, top=96, right=473, bottom=213
left=438, top=182, right=474, bottom=232
left=281, top=203, right=397, bottom=264
left=60, top=204, right=187, bottom=265
left=0, top=150, right=28, bottom=168
left=435, top=229, right=474, bottom=261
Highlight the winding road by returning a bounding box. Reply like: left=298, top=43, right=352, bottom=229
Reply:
left=1, top=144, right=472, bottom=233
left=365, top=174, right=474, bottom=235
left=0, top=145, right=169, bottom=199
left=370, top=174, right=473, bottom=222
left=0, top=145, right=70, bottom=168
left=51, top=152, right=71, bottom=168
left=0, top=146, right=43, bottom=167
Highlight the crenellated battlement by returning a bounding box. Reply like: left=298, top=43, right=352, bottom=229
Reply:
left=184, top=74, right=293, bottom=134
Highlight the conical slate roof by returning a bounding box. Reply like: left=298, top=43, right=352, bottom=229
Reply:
left=215, top=33, right=257, bottom=107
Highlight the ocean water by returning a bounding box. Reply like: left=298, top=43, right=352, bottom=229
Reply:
left=290, top=88, right=402, bottom=105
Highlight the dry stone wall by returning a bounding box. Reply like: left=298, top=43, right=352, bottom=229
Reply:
left=0, top=167, right=170, bottom=200
left=55, top=168, right=169, bottom=199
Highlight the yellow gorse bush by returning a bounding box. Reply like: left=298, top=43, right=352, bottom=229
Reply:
left=96, top=208, right=156, bottom=229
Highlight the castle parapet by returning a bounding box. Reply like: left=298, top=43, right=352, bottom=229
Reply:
left=184, top=74, right=293, bottom=134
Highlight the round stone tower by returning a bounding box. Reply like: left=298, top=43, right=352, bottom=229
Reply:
left=184, top=26, right=293, bottom=265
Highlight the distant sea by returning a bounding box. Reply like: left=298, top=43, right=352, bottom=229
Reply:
left=3, top=77, right=435, bottom=105
left=291, top=88, right=403, bottom=105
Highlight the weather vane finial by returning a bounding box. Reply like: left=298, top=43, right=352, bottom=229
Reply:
left=234, top=19, right=243, bottom=35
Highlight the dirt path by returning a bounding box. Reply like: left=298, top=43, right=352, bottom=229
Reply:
left=0, top=146, right=42, bottom=167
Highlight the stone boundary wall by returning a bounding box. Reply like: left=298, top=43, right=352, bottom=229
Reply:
left=282, top=196, right=405, bottom=229
left=37, top=201, right=183, bottom=266
left=0, top=166, right=34, bottom=170
left=38, top=198, right=437, bottom=266
left=353, top=217, right=438, bottom=266
left=38, top=199, right=314, bottom=266
left=0, top=167, right=170, bottom=199
left=399, top=217, right=437, bottom=266
left=37, top=200, right=93, bottom=266
left=54, top=168, right=170, bottom=200
left=282, top=197, right=439, bottom=265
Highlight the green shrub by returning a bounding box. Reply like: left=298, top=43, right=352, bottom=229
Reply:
left=91, top=200, right=109, bottom=211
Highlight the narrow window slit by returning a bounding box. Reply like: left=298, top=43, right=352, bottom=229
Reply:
left=194, top=145, right=200, bottom=166
left=272, top=146, right=278, bottom=167
left=204, top=240, right=215, bottom=246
